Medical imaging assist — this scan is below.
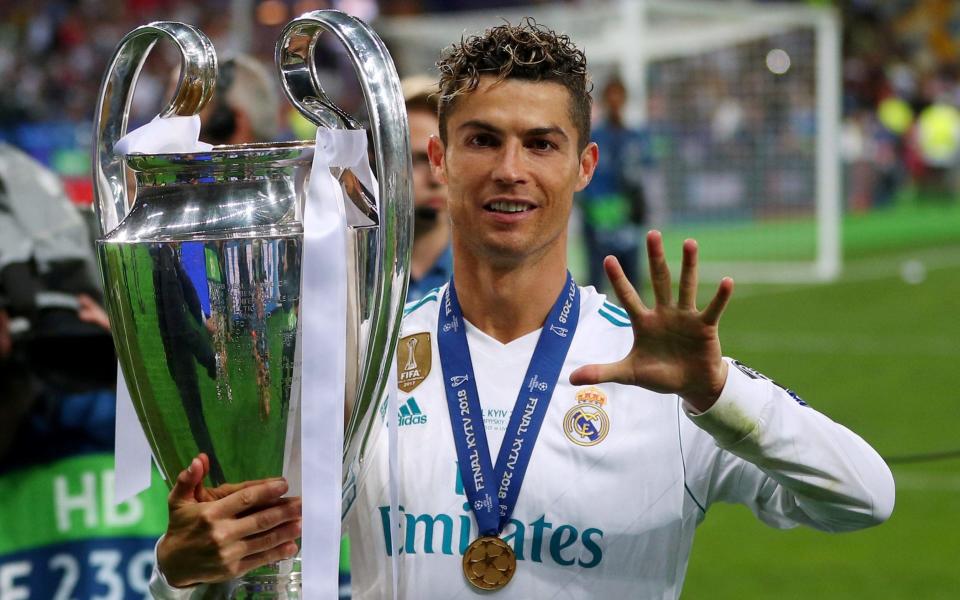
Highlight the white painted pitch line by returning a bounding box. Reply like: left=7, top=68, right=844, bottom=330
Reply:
left=730, top=245, right=960, bottom=299
left=892, top=471, right=960, bottom=492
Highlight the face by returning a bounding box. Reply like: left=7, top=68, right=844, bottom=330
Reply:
left=429, top=77, right=597, bottom=267
left=408, top=107, right=447, bottom=227
left=604, top=83, right=626, bottom=114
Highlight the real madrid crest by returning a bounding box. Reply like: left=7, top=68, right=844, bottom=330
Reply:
left=563, top=387, right=610, bottom=446
left=397, top=332, right=431, bottom=393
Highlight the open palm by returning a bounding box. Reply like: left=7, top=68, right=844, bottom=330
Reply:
left=570, top=231, right=733, bottom=413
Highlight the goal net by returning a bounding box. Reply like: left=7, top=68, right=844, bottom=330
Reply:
left=376, top=0, right=841, bottom=283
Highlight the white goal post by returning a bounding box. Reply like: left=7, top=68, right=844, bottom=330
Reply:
left=376, top=0, right=842, bottom=283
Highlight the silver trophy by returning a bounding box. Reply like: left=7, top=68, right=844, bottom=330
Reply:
left=93, top=12, right=411, bottom=598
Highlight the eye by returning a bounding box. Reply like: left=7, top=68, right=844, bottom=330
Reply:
left=468, top=133, right=498, bottom=148
left=528, top=138, right=557, bottom=152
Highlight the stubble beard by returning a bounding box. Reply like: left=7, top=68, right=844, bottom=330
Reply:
left=465, top=221, right=567, bottom=273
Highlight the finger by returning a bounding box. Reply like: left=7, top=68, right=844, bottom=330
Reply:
left=235, top=519, right=302, bottom=560
left=192, top=453, right=212, bottom=502
left=569, top=359, right=635, bottom=387
left=702, top=277, right=734, bottom=326
left=236, top=541, right=300, bottom=577
left=677, top=239, right=699, bottom=309
left=213, top=479, right=289, bottom=518
left=198, top=476, right=286, bottom=503
left=646, top=230, right=672, bottom=306
left=210, top=478, right=285, bottom=498
left=603, top=255, right=646, bottom=319
left=229, top=497, right=302, bottom=539
left=169, top=457, right=204, bottom=508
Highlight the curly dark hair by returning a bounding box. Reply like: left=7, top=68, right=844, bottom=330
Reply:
left=436, top=18, right=593, bottom=151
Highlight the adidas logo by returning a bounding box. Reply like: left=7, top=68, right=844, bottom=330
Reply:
left=398, top=397, right=428, bottom=427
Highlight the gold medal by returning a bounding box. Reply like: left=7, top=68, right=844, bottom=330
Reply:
left=462, top=535, right=517, bottom=591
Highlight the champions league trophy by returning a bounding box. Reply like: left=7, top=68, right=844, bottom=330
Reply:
left=93, top=12, right=411, bottom=598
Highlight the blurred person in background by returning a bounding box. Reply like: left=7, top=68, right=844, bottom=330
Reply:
left=0, top=143, right=168, bottom=599
left=198, top=54, right=281, bottom=146
left=576, top=76, right=649, bottom=292
left=402, top=74, right=452, bottom=302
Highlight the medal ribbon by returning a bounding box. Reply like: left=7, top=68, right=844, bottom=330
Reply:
left=438, top=273, right=579, bottom=536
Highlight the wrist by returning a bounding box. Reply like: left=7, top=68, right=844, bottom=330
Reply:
left=157, top=534, right=194, bottom=589
left=680, top=360, right=729, bottom=413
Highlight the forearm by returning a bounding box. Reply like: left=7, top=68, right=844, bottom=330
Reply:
left=687, top=359, right=895, bottom=531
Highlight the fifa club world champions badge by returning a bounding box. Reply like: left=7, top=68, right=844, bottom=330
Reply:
left=398, top=332, right=431, bottom=393
left=564, top=387, right=610, bottom=446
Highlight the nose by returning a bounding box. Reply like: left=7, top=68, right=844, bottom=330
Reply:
left=491, top=140, right=526, bottom=185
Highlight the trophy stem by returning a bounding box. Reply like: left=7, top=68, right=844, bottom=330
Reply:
left=231, top=555, right=302, bottom=599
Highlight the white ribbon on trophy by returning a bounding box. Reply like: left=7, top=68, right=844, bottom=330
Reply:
left=300, top=127, right=400, bottom=598
left=299, top=127, right=357, bottom=598
left=113, top=114, right=212, bottom=503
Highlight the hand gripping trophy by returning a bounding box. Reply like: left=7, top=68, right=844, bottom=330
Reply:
left=92, top=11, right=412, bottom=598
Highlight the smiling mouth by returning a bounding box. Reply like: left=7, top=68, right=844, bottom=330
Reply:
left=484, top=200, right=535, bottom=214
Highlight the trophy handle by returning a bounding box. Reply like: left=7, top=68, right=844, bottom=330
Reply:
left=276, top=11, right=413, bottom=464
left=92, top=22, right=217, bottom=238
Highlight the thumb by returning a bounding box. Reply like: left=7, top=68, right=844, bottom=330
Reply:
left=169, top=457, right=204, bottom=508
left=569, top=360, right=633, bottom=387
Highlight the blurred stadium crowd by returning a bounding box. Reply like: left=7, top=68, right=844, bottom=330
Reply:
left=2, top=1, right=960, bottom=211
left=0, top=0, right=581, bottom=205
left=842, top=0, right=960, bottom=208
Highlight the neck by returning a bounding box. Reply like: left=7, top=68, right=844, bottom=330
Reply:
left=452, top=242, right=569, bottom=344
left=411, top=218, right=450, bottom=280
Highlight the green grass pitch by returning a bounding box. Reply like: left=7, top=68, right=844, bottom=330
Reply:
left=658, top=203, right=960, bottom=599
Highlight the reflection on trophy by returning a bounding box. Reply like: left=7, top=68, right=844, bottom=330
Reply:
left=93, top=12, right=411, bottom=598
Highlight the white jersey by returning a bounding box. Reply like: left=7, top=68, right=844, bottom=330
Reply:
left=344, top=284, right=893, bottom=599
left=151, top=284, right=894, bottom=599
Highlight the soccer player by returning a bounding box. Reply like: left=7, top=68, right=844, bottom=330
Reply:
left=150, top=20, right=894, bottom=599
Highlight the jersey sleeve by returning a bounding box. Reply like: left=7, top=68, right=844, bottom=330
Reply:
left=679, top=358, right=895, bottom=532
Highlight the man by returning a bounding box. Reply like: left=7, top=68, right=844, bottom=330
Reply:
left=577, top=76, right=649, bottom=290
left=198, top=54, right=280, bottom=146
left=402, top=75, right=453, bottom=301
left=151, top=20, right=894, bottom=598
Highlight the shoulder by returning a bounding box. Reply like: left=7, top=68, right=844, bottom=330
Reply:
left=401, top=283, right=444, bottom=332
left=569, top=285, right=635, bottom=363
left=577, top=284, right=633, bottom=331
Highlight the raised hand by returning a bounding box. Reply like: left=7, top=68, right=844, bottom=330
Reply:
left=157, top=454, right=302, bottom=588
left=569, top=231, right=733, bottom=413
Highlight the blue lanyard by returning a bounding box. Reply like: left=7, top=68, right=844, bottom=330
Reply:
left=438, top=274, right=579, bottom=536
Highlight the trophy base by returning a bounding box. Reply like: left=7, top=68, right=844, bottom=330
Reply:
left=231, top=555, right=301, bottom=599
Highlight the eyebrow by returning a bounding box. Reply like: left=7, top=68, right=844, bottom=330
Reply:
left=458, top=120, right=569, bottom=141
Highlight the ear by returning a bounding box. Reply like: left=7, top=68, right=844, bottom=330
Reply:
left=427, top=135, right=448, bottom=185
left=575, top=142, right=599, bottom=192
